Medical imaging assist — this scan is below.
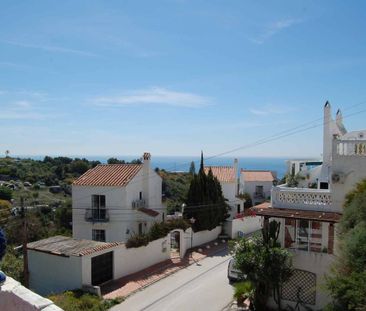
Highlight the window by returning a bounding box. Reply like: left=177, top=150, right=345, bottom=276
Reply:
left=92, top=229, right=106, bottom=242
left=320, top=182, right=329, bottom=189
left=310, top=221, right=322, bottom=252
left=237, top=204, right=241, bottom=214
left=255, top=185, right=264, bottom=198
left=138, top=223, right=143, bottom=235
left=285, top=219, right=296, bottom=248
left=284, top=219, right=323, bottom=253
left=297, top=220, right=309, bottom=251
left=91, top=195, right=106, bottom=220
left=139, top=191, right=142, bottom=200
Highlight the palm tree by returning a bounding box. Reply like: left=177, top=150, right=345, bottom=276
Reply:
left=5, top=150, right=9, bottom=158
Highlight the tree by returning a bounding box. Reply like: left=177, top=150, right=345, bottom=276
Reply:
left=189, top=161, right=196, bottom=175
left=0, top=186, right=12, bottom=201
left=326, top=179, right=366, bottom=310
left=70, top=160, right=89, bottom=175
left=107, top=158, right=125, bottom=164
left=231, top=220, right=293, bottom=311
left=5, top=150, right=10, bottom=158
left=184, top=152, right=229, bottom=231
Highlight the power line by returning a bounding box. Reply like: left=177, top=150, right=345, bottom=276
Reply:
left=71, top=101, right=366, bottom=205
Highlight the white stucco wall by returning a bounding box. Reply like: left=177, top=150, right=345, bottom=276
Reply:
left=72, top=167, right=165, bottom=243
left=279, top=250, right=334, bottom=310
left=224, top=216, right=262, bottom=239
left=189, top=226, right=221, bottom=248
left=113, top=236, right=170, bottom=279
left=28, top=250, right=83, bottom=296
left=220, top=182, right=243, bottom=219
left=331, top=142, right=366, bottom=212
left=0, top=276, right=62, bottom=311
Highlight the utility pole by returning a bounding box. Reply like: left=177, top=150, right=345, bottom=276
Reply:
left=21, top=197, right=29, bottom=287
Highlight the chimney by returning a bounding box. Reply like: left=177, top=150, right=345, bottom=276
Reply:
left=323, top=101, right=332, bottom=166
left=336, top=109, right=347, bottom=135
left=234, top=158, right=239, bottom=195
left=142, top=152, right=151, bottom=206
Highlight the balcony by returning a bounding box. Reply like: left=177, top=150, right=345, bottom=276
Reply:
left=132, top=199, right=146, bottom=209
left=335, top=139, right=366, bottom=156
left=85, top=208, right=109, bottom=222
left=271, top=186, right=332, bottom=211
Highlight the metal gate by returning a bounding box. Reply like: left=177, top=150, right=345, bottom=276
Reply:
left=91, top=251, right=113, bottom=285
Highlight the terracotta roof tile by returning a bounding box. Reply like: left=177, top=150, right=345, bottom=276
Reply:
left=27, top=236, right=121, bottom=257
left=241, top=170, right=275, bottom=182
left=73, top=164, right=143, bottom=187
left=204, top=166, right=235, bottom=183
left=138, top=208, right=159, bottom=217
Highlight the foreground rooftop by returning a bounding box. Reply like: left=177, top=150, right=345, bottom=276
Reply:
left=27, top=236, right=121, bottom=257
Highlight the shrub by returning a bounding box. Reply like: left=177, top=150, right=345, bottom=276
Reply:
left=166, top=218, right=190, bottom=231
left=148, top=222, right=170, bottom=241
left=48, top=290, right=123, bottom=311
left=126, top=233, right=149, bottom=248
left=0, top=186, right=12, bottom=201
left=234, top=281, right=254, bottom=304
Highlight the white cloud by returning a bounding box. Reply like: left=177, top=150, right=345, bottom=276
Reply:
left=13, top=100, right=32, bottom=109
left=92, top=87, right=211, bottom=108
left=250, top=104, right=295, bottom=116
left=250, top=18, right=302, bottom=44
left=0, top=40, right=99, bottom=57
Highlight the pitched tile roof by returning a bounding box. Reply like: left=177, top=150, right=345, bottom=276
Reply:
left=241, top=170, right=275, bottom=182
left=27, top=236, right=121, bottom=257
left=138, top=207, right=159, bottom=217
left=73, top=164, right=143, bottom=187
left=204, top=166, right=236, bottom=183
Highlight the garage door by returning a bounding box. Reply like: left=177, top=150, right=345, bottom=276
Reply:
left=91, top=251, right=113, bottom=285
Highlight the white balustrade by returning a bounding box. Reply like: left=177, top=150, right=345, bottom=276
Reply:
left=336, top=139, right=366, bottom=156
left=271, top=187, right=332, bottom=211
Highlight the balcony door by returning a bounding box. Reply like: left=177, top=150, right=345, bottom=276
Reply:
left=92, top=195, right=106, bottom=220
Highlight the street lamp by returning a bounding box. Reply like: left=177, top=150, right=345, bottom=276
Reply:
left=190, top=217, right=196, bottom=249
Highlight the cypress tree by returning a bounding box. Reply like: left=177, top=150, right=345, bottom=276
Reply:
left=184, top=153, right=229, bottom=231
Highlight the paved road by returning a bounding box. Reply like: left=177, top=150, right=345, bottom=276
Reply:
left=111, top=249, right=234, bottom=311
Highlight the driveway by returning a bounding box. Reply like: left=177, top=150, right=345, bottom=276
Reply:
left=111, top=248, right=234, bottom=311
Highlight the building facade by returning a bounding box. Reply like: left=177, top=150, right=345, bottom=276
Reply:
left=204, top=159, right=244, bottom=219
left=240, top=170, right=276, bottom=206
left=72, top=152, right=165, bottom=243
left=253, top=102, right=366, bottom=310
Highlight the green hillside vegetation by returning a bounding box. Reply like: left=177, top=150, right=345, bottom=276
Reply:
left=157, top=168, right=192, bottom=214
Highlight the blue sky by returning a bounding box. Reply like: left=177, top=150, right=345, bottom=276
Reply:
left=1, top=0, right=366, bottom=158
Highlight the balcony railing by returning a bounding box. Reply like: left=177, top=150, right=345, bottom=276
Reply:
left=85, top=208, right=109, bottom=222
left=132, top=199, right=146, bottom=209
left=335, top=139, right=366, bottom=156
left=271, top=186, right=332, bottom=211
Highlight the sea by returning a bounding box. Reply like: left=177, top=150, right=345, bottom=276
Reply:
left=15, top=155, right=288, bottom=178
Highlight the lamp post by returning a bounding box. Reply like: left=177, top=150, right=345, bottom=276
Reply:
left=190, top=217, right=196, bottom=249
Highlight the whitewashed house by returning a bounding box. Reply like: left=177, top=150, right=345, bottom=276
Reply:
left=253, top=102, right=366, bottom=310
left=204, top=159, right=244, bottom=219
left=72, top=152, right=165, bottom=243
left=240, top=170, right=276, bottom=206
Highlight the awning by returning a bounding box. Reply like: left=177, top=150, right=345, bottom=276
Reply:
left=137, top=208, right=159, bottom=217
left=251, top=205, right=341, bottom=223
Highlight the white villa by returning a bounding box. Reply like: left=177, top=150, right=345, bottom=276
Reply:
left=253, top=102, right=366, bottom=310
left=239, top=170, right=276, bottom=206
left=72, top=152, right=165, bottom=243
left=204, top=159, right=244, bottom=219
